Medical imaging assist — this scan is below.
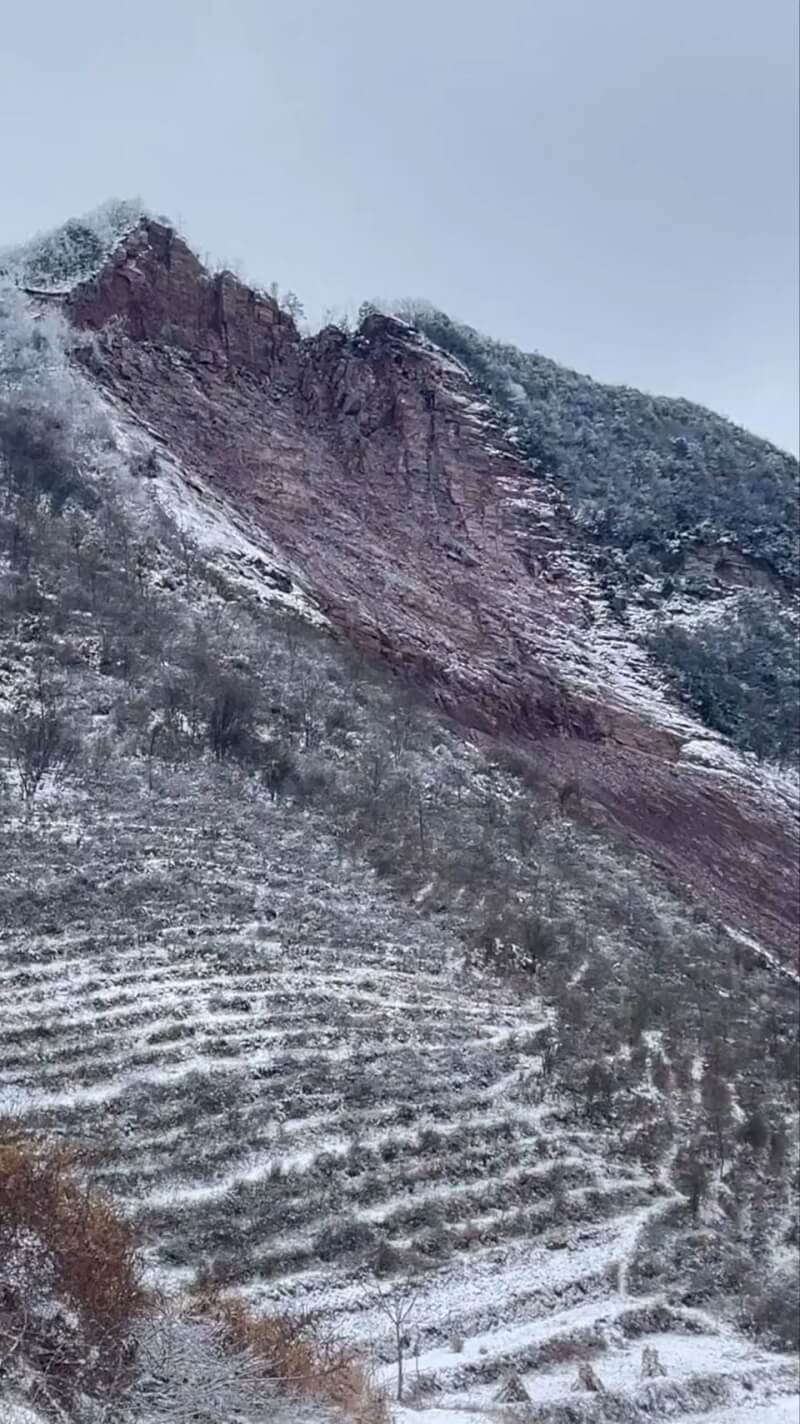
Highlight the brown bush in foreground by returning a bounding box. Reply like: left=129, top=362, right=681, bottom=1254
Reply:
left=0, top=1131, right=146, bottom=1337
left=195, top=1292, right=388, bottom=1424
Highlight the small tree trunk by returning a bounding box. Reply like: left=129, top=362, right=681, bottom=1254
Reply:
left=396, top=1324, right=404, bottom=1401
left=148, top=724, right=160, bottom=793
left=716, top=1118, right=726, bottom=1174
left=417, top=797, right=426, bottom=858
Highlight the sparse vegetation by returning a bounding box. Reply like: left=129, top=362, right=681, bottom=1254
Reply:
left=2, top=664, right=80, bottom=808
left=648, top=596, right=800, bottom=763
left=195, top=1293, right=387, bottom=1423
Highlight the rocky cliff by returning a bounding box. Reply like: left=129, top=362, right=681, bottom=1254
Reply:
left=64, top=219, right=798, bottom=959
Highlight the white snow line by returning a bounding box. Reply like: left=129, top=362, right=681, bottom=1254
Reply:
left=724, top=924, right=800, bottom=988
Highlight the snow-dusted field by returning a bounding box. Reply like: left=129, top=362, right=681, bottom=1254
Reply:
left=2, top=777, right=797, bottom=1424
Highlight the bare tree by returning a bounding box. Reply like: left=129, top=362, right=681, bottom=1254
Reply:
left=262, top=740, right=295, bottom=802
left=416, top=789, right=428, bottom=858
left=372, top=1275, right=421, bottom=1402
left=768, top=1120, right=789, bottom=1177
left=510, top=802, right=540, bottom=859
left=174, top=523, right=202, bottom=591
left=673, top=1144, right=710, bottom=1223
left=362, top=745, right=390, bottom=799
left=294, top=671, right=322, bottom=751
left=146, top=721, right=163, bottom=793
left=206, top=672, right=257, bottom=761
left=2, top=667, right=79, bottom=810
left=701, top=1064, right=733, bottom=1173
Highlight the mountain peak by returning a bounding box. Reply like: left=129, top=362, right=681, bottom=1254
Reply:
left=0, top=198, right=147, bottom=294
left=64, top=215, right=305, bottom=376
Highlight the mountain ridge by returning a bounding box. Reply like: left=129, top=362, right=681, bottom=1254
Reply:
left=42, top=214, right=797, bottom=962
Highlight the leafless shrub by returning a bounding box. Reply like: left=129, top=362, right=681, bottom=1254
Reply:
left=672, top=1144, right=711, bottom=1223
left=206, top=670, right=259, bottom=761
left=618, top=1303, right=707, bottom=1338
left=122, top=1312, right=282, bottom=1423
left=1, top=666, right=79, bottom=809
left=571, top=1359, right=606, bottom=1393
left=316, top=1217, right=377, bottom=1262
left=0, top=1133, right=145, bottom=1338
left=739, top=1266, right=800, bottom=1352
left=195, top=1291, right=387, bottom=1423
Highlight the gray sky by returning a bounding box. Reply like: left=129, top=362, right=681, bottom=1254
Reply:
left=3, top=0, right=798, bottom=451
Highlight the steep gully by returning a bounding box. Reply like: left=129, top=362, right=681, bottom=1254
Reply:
left=61, top=220, right=798, bottom=959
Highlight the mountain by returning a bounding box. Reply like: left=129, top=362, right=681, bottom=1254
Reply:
left=1, top=206, right=798, bottom=1424
left=56, top=213, right=799, bottom=958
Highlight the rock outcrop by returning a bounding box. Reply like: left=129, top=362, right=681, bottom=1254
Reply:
left=65, top=219, right=799, bottom=958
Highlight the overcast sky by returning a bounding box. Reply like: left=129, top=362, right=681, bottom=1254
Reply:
left=3, top=0, right=798, bottom=451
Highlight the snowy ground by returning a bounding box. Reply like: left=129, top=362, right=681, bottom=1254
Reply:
left=3, top=781, right=797, bottom=1424
left=397, top=1402, right=800, bottom=1424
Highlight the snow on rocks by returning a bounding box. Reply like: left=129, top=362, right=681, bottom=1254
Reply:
left=0, top=200, right=145, bottom=294
left=108, top=408, right=329, bottom=625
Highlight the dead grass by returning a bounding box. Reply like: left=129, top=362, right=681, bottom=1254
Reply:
left=194, top=1290, right=389, bottom=1423
left=0, top=1129, right=146, bottom=1337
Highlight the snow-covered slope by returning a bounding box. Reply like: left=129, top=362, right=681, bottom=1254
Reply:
left=3, top=787, right=797, bottom=1423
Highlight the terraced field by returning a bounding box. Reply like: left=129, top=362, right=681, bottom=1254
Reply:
left=2, top=769, right=797, bottom=1424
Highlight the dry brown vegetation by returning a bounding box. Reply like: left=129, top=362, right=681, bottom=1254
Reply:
left=0, top=1129, right=145, bottom=1337
left=195, top=1292, right=388, bottom=1424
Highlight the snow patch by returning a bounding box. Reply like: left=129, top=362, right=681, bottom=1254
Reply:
left=109, top=411, right=328, bottom=624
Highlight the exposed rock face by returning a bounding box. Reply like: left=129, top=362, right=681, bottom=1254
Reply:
left=66, top=220, right=799, bottom=957
left=68, top=219, right=301, bottom=374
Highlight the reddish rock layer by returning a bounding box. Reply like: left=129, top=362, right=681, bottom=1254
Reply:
left=66, top=220, right=799, bottom=959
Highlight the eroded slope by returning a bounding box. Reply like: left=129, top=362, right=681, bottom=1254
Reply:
left=61, top=219, right=799, bottom=957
